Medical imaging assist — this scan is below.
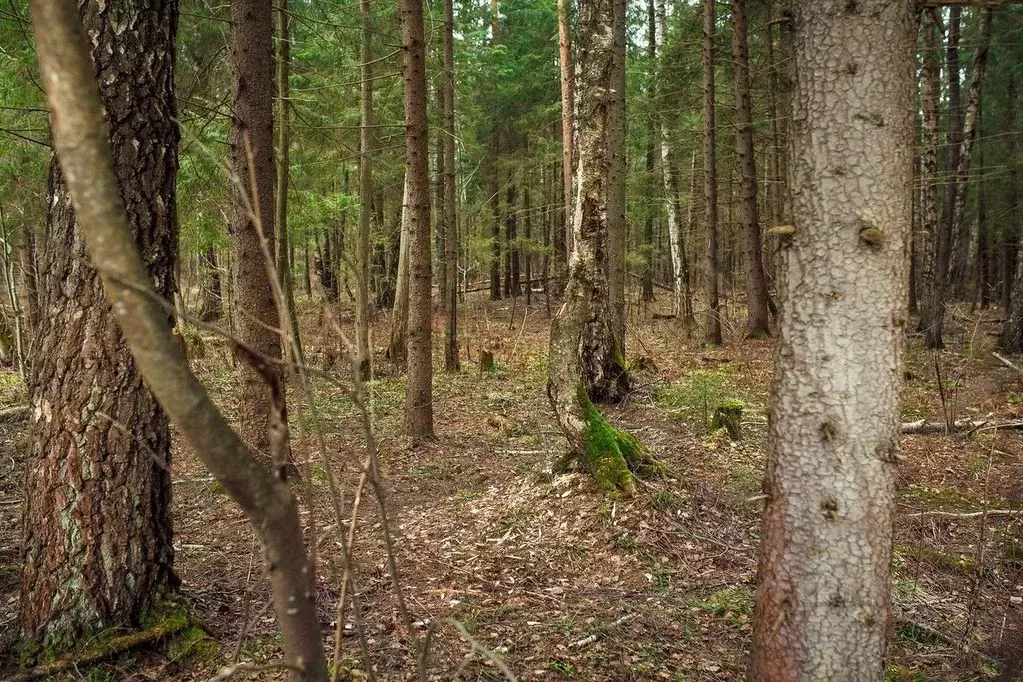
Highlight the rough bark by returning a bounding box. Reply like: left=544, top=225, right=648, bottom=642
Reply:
left=230, top=0, right=282, bottom=458
left=20, top=0, right=177, bottom=653
left=29, top=2, right=329, bottom=676
left=443, top=0, right=459, bottom=371
left=402, top=0, right=435, bottom=440
left=751, top=1, right=914, bottom=679
left=388, top=177, right=411, bottom=366
left=548, top=0, right=657, bottom=496
left=998, top=74, right=1023, bottom=350
left=607, top=0, right=628, bottom=352
left=557, top=0, right=574, bottom=285
left=731, top=0, right=770, bottom=337
left=356, top=0, right=374, bottom=378
left=641, top=0, right=657, bottom=305
left=702, top=0, right=723, bottom=345
left=505, top=183, right=521, bottom=297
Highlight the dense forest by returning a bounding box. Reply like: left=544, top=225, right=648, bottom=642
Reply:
left=1, top=0, right=1023, bottom=679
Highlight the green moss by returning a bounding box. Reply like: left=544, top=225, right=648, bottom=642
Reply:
left=895, top=544, right=978, bottom=577
left=168, top=624, right=219, bottom=662
left=577, top=385, right=663, bottom=495
left=693, top=586, right=754, bottom=628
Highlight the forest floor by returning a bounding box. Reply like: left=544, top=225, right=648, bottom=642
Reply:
left=2, top=293, right=1023, bottom=681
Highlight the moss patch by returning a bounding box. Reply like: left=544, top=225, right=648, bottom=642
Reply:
left=578, top=385, right=663, bottom=496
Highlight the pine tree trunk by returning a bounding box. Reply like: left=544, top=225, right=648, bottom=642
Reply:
left=731, top=0, right=770, bottom=337
left=997, top=72, right=1022, bottom=350
left=751, top=1, right=913, bottom=678
left=20, top=0, right=177, bottom=652
left=525, top=181, right=533, bottom=307
left=506, top=183, right=520, bottom=297
left=402, top=0, right=434, bottom=440
left=702, top=0, right=723, bottom=345
left=919, top=12, right=944, bottom=347
left=230, top=0, right=282, bottom=458
left=356, top=0, right=374, bottom=377
left=641, top=0, right=656, bottom=305
left=442, top=0, right=459, bottom=371
left=948, top=10, right=994, bottom=299
left=275, top=0, right=302, bottom=361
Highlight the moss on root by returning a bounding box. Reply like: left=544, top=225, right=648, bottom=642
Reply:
left=577, top=385, right=664, bottom=496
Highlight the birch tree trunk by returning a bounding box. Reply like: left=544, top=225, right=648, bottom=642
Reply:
left=751, top=1, right=914, bottom=678
left=548, top=0, right=658, bottom=496
left=558, top=0, right=574, bottom=285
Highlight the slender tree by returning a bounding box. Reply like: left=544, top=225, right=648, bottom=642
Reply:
left=557, top=0, right=574, bottom=279
left=752, top=1, right=914, bottom=678
left=230, top=0, right=281, bottom=457
left=402, top=0, right=434, bottom=440
left=702, top=0, right=723, bottom=345
left=607, top=0, right=628, bottom=351
left=918, top=11, right=942, bottom=344
left=731, top=0, right=770, bottom=337
left=356, top=0, right=374, bottom=377
left=20, top=0, right=177, bottom=651
left=443, top=0, right=459, bottom=371
left=641, top=0, right=657, bottom=304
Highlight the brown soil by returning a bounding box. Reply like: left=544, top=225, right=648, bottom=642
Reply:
left=1, top=297, right=1022, bottom=680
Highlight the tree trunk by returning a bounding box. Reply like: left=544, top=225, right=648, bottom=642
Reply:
left=997, top=74, right=1023, bottom=350
left=388, top=177, right=411, bottom=366
left=230, top=0, right=282, bottom=458
left=731, top=0, right=770, bottom=337
left=547, top=0, right=656, bottom=497
left=436, top=81, right=448, bottom=316
left=198, top=245, right=223, bottom=322
left=702, top=0, right=723, bottom=345
left=607, top=0, right=628, bottom=353
left=525, top=181, right=533, bottom=307
left=275, top=0, right=302, bottom=362
left=489, top=139, right=502, bottom=301
left=20, top=0, right=177, bottom=652
left=442, top=0, right=459, bottom=371
left=29, top=2, right=329, bottom=676
left=751, top=1, right=913, bottom=678
left=557, top=0, right=574, bottom=287
left=641, top=0, right=656, bottom=305
left=402, top=0, right=434, bottom=440
left=506, top=183, right=520, bottom=297
left=948, top=10, right=994, bottom=298
left=356, top=0, right=374, bottom=378
left=919, top=12, right=944, bottom=348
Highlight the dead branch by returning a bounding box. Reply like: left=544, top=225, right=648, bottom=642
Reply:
left=899, top=418, right=986, bottom=435
left=904, top=508, right=1023, bottom=519
left=992, top=351, right=1023, bottom=376
left=0, top=405, right=29, bottom=423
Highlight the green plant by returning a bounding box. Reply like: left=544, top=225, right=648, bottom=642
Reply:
left=694, top=586, right=753, bottom=628
left=657, top=369, right=739, bottom=432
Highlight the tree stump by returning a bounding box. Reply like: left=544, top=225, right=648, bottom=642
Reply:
left=480, top=349, right=496, bottom=373
left=711, top=400, right=743, bottom=440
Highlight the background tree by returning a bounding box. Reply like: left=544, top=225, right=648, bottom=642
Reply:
left=19, top=0, right=178, bottom=652
left=230, top=0, right=282, bottom=457
left=702, top=0, right=722, bottom=345
left=752, top=0, right=914, bottom=677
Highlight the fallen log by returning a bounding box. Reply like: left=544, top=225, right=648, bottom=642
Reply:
left=900, top=417, right=1023, bottom=436
left=0, top=405, right=29, bottom=423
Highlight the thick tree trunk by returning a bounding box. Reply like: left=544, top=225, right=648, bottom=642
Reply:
left=402, top=0, right=434, bottom=440
left=607, top=0, right=628, bottom=353
left=442, top=0, right=459, bottom=371
left=548, top=0, right=656, bottom=496
left=731, top=0, right=770, bottom=337
left=20, top=0, right=177, bottom=652
left=557, top=0, right=574, bottom=286
left=356, top=0, right=374, bottom=378
left=702, top=0, right=723, bottom=345
left=29, top=2, right=329, bottom=675
left=230, top=0, right=282, bottom=458
left=751, top=1, right=913, bottom=679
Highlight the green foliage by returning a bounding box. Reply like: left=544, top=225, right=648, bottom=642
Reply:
left=657, top=369, right=738, bottom=432
left=693, top=586, right=753, bottom=628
